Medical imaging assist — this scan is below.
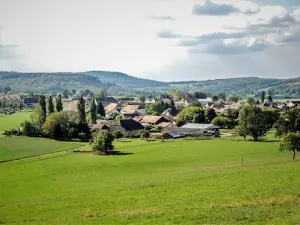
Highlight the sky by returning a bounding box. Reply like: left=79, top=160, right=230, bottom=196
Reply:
left=0, top=0, right=300, bottom=81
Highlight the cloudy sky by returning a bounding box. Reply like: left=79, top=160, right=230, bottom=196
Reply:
left=0, top=0, right=300, bottom=81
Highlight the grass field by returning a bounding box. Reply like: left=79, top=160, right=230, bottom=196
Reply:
left=0, top=136, right=86, bottom=162
left=0, top=111, right=31, bottom=131
left=1, top=138, right=299, bottom=224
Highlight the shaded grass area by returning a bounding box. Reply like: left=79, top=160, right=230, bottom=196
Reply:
left=0, top=136, right=86, bottom=162
left=1, top=138, right=299, bottom=224
left=0, top=111, right=31, bottom=131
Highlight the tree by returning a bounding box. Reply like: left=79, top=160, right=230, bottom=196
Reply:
left=212, top=95, right=219, bottom=102
left=226, top=108, right=239, bottom=120
left=92, top=131, right=115, bottom=154
left=280, top=132, right=300, bottom=160
left=275, top=107, right=300, bottom=137
left=205, top=108, right=217, bottom=122
left=139, top=96, right=146, bottom=103
left=176, top=106, right=205, bottom=126
left=247, top=97, right=255, bottom=105
left=268, top=95, right=273, bottom=102
left=140, top=130, right=150, bottom=141
left=228, top=96, right=239, bottom=102
left=47, top=95, right=54, bottom=114
left=90, top=96, right=97, bottom=124
left=72, top=89, right=76, bottom=95
left=77, top=95, right=87, bottom=124
left=63, top=89, right=69, bottom=99
left=97, top=102, right=105, bottom=117
left=42, top=111, right=70, bottom=140
left=31, top=105, right=44, bottom=135
left=260, top=91, right=266, bottom=103
left=38, top=95, right=47, bottom=125
left=22, top=120, right=37, bottom=137
left=55, top=94, right=63, bottom=112
left=218, top=92, right=227, bottom=101
left=212, top=116, right=235, bottom=129
left=113, top=130, right=123, bottom=141
left=236, top=123, right=248, bottom=141
left=3, top=86, right=12, bottom=94
left=238, top=105, right=272, bottom=141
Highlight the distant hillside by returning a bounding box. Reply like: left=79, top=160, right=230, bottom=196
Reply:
left=84, top=71, right=168, bottom=88
left=0, top=70, right=169, bottom=92
left=167, top=77, right=300, bottom=96
left=0, top=72, right=108, bottom=92
left=0, top=71, right=299, bottom=97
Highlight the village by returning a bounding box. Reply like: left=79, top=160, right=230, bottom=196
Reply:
left=1, top=92, right=299, bottom=140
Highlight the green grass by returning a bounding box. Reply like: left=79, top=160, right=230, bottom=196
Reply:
left=0, top=136, right=86, bottom=162
left=1, top=138, right=299, bottom=224
left=0, top=111, right=31, bottom=131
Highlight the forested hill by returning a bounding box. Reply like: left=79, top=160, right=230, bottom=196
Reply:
left=1, top=71, right=299, bottom=96
left=167, top=77, right=300, bottom=96
left=0, top=71, right=169, bottom=92
left=84, top=71, right=168, bottom=88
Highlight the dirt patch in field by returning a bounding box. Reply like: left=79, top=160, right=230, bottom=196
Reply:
left=112, top=208, right=161, bottom=216
left=226, top=195, right=299, bottom=208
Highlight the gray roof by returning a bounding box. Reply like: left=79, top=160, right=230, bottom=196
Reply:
left=181, top=123, right=220, bottom=129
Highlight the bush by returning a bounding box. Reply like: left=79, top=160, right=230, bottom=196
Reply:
left=212, top=116, right=236, bottom=129
left=113, top=130, right=123, bottom=141
left=22, top=120, right=37, bottom=137
left=150, top=126, right=162, bottom=132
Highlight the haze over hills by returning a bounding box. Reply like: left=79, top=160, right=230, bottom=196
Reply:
left=0, top=71, right=299, bottom=97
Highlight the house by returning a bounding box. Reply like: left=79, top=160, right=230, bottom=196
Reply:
left=209, top=101, right=226, bottom=113
left=109, top=119, right=144, bottom=137
left=63, top=100, right=78, bottom=112
left=161, top=108, right=177, bottom=117
left=120, top=104, right=140, bottom=117
left=145, top=97, right=157, bottom=104
left=23, top=97, right=39, bottom=107
left=175, top=99, right=190, bottom=107
left=104, top=103, right=121, bottom=115
left=198, top=97, right=213, bottom=107
left=95, top=97, right=118, bottom=105
left=291, top=100, right=300, bottom=107
left=89, top=124, right=109, bottom=132
left=139, top=115, right=169, bottom=126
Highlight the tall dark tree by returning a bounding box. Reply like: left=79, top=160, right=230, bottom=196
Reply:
left=55, top=94, right=63, bottom=112
left=38, top=95, right=47, bottom=125
left=90, top=96, right=97, bottom=124
left=97, top=102, right=105, bottom=117
left=260, top=91, right=266, bottom=103
left=77, top=95, right=87, bottom=124
left=268, top=95, right=273, bottom=102
left=63, top=89, right=69, bottom=99
left=205, top=108, right=217, bottom=122
left=47, top=95, right=54, bottom=114
left=212, top=95, right=219, bottom=102
left=139, top=96, right=146, bottom=103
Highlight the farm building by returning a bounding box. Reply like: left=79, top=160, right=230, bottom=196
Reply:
left=88, top=124, right=109, bottom=132
left=163, top=123, right=220, bottom=138
left=139, top=116, right=169, bottom=126
left=109, top=119, right=144, bottom=137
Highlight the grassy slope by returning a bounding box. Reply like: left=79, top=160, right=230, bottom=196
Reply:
left=1, top=138, right=299, bottom=224
left=0, top=136, right=85, bottom=162
left=0, top=111, right=31, bottom=131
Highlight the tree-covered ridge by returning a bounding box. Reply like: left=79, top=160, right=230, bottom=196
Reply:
left=84, top=70, right=168, bottom=88
left=168, top=77, right=300, bottom=96
left=0, top=70, right=169, bottom=92
left=0, top=72, right=107, bottom=92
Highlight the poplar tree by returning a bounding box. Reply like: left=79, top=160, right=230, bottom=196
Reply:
left=90, top=96, right=97, bottom=124
left=48, top=95, right=54, bottom=114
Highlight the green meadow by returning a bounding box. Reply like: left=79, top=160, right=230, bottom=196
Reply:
left=0, top=111, right=31, bottom=131
left=1, top=138, right=299, bottom=224
left=0, top=136, right=85, bottom=162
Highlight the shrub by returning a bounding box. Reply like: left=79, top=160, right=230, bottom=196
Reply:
left=22, top=120, right=37, bottom=137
